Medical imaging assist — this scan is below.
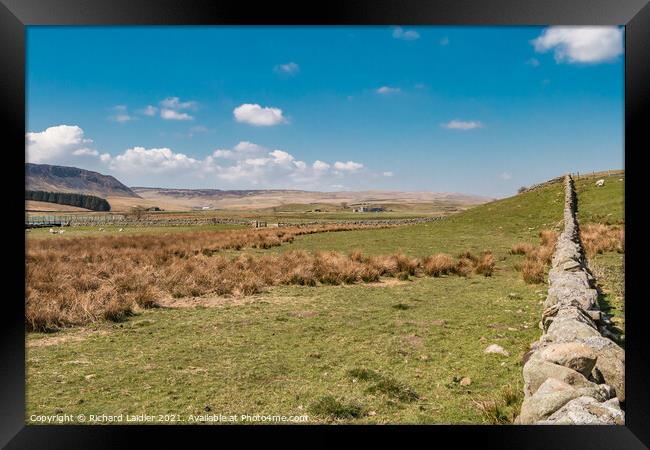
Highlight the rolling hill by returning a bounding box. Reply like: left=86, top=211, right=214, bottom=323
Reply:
left=25, top=163, right=491, bottom=213
left=130, top=187, right=491, bottom=212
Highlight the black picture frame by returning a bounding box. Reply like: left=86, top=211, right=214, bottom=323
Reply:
left=2, top=0, right=648, bottom=447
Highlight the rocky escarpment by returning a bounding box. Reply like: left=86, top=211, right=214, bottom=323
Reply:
left=26, top=163, right=139, bottom=198
left=515, top=175, right=624, bottom=425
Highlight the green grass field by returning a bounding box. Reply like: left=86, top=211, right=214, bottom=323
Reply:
left=26, top=223, right=247, bottom=239
left=25, top=173, right=624, bottom=424
left=27, top=201, right=460, bottom=223
left=574, top=172, right=625, bottom=340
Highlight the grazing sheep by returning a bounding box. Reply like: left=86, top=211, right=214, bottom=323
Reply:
left=49, top=228, right=55, bottom=234
left=119, top=228, right=124, bottom=232
left=58, top=229, right=65, bottom=234
left=595, top=179, right=605, bottom=187
left=99, top=227, right=104, bottom=232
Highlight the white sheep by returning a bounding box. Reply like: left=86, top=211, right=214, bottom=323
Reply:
left=119, top=228, right=124, bottom=232
left=49, top=228, right=55, bottom=234
left=58, top=229, right=65, bottom=234
left=595, top=179, right=605, bottom=187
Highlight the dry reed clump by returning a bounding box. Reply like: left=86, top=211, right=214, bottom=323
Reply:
left=454, top=256, right=475, bottom=277
left=26, top=225, right=499, bottom=331
left=391, top=252, right=419, bottom=276
left=26, top=224, right=390, bottom=330
left=580, top=223, right=624, bottom=257
left=474, top=252, right=496, bottom=277
left=422, top=254, right=455, bottom=277
left=521, top=259, right=545, bottom=284
left=510, top=229, right=558, bottom=284
left=510, top=242, right=534, bottom=255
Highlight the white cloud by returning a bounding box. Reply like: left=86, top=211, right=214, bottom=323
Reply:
left=160, top=97, right=197, bottom=110
left=161, top=109, right=194, bottom=121
left=200, top=142, right=369, bottom=188
left=26, top=125, right=373, bottom=190
left=212, top=141, right=266, bottom=161
left=269, top=149, right=295, bottom=165
left=441, top=120, right=484, bottom=130
left=234, top=141, right=265, bottom=154
left=72, top=148, right=99, bottom=156
left=213, top=149, right=234, bottom=159
left=334, top=161, right=364, bottom=172
left=157, top=97, right=197, bottom=120
left=26, top=125, right=95, bottom=163
left=108, top=105, right=134, bottom=123
left=313, top=160, right=330, bottom=171
left=108, top=146, right=200, bottom=173
left=113, top=114, right=133, bottom=123
left=392, top=26, right=420, bottom=41
left=233, top=103, right=288, bottom=126
left=377, top=86, right=401, bottom=95
left=532, top=26, right=623, bottom=64
left=500, top=172, right=512, bottom=181
left=141, top=105, right=158, bottom=116
left=274, top=62, right=300, bottom=75
left=383, top=171, right=394, bottom=177
left=244, top=157, right=271, bottom=167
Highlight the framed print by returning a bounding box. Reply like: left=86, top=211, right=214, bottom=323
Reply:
left=2, top=0, right=648, bottom=447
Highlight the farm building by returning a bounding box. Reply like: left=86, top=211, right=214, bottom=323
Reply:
left=352, top=205, right=386, bottom=213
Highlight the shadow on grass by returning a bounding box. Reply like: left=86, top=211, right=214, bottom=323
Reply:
left=596, top=289, right=625, bottom=349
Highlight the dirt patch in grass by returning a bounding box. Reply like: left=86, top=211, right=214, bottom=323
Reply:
left=157, top=293, right=296, bottom=309
left=403, top=334, right=424, bottom=347
left=374, top=278, right=409, bottom=287
left=27, top=328, right=110, bottom=348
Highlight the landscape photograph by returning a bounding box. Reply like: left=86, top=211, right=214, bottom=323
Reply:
left=25, top=25, right=624, bottom=425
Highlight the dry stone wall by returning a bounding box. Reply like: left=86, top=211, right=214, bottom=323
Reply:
left=29, top=214, right=445, bottom=228
left=515, top=175, right=625, bottom=425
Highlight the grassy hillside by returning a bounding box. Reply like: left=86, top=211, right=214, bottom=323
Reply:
left=245, top=180, right=566, bottom=263
left=575, top=172, right=625, bottom=339
left=26, top=173, right=624, bottom=424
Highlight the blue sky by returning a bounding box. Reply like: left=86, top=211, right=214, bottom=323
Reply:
left=26, top=26, right=624, bottom=197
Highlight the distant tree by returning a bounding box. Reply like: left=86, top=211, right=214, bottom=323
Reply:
left=340, top=202, right=348, bottom=209
left=517, top=186, right=527, bottom=194
left=26, top=190, right=110, bottom=211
